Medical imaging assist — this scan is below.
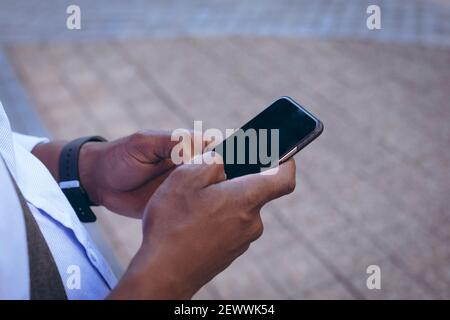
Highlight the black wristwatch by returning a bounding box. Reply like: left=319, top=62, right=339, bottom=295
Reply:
left=59, top=136, right=107, bottom=223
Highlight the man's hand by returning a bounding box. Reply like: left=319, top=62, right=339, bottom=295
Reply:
left=33, top=130, right=205, bottom=218
left=109, top=153, right=296, bottom=299
left=79, top=130, right=208, bottom=218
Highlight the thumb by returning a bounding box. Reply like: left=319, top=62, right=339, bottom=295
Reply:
left=181, top=151, right=226, bottom=187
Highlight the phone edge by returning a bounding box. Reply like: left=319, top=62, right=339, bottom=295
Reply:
left=278, top=96, right=324, bottom=164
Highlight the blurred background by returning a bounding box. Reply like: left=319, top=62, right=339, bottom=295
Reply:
left=1, top=0, right=449, bottom=299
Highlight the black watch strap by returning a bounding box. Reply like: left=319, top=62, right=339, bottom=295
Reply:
left=59, top=136, right=107, bottom=223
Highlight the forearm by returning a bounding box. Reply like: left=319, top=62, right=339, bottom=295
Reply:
left=32, top=140, right=67, bottom=181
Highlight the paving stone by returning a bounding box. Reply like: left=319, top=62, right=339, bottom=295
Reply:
left=296, top=279, right=355, bottom=300
left=205, top=248, right=287, bottom=299
left=256, top=239, right=343, bottom=298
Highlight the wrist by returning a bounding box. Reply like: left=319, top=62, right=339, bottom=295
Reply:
left=32, top=141, right=67, bottom=180
left=110, top=243, right=196, bottom=299
left=78, top=142, right=104, bottom=206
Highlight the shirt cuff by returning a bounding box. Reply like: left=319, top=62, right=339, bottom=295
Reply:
left=12, top=132, right=49, bottom=152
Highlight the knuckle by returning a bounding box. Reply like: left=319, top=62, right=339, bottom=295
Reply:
left=238, top=210, right=254, bottom=225
left=286, top=175, right=296, bottom=194
left=239, top=244, right=251, bottom=255
left=129, top=130, right=148, bottom=146
left=286, top=158, right=296, bottom=172
left=252, top=218, right=264, bottom=240
left=214, top=160, right=225, bottom=172
left=211, top=162, right=225, bottom=179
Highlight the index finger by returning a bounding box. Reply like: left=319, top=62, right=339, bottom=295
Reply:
left=132, top=129, right=210, bottom=163
left=130, top=130, right=179, bottom=161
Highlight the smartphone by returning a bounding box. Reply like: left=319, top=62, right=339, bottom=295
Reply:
left=213, top=96, right=323, bottom=179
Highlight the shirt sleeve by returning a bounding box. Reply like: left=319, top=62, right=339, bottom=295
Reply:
left=12, top=132, right=49, bottom=152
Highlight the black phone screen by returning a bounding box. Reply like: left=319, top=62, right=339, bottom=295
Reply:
left=214, top=97, right=321, bottom=179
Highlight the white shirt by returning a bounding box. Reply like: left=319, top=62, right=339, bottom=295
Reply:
left=0, top=101, right=117, bottom=299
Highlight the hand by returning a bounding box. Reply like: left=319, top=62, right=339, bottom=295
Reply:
left=109, top=153, right=296, bottom=299
left=79, top=130, right=205, bottom=218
